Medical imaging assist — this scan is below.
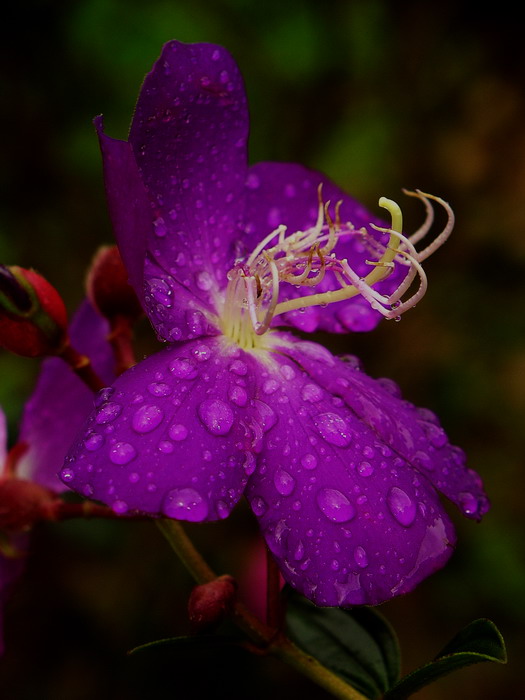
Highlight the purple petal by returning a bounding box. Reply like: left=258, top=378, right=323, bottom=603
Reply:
left=126, top=41, right=249, bottom=338
left=241, top=162, right=407, bottom=333
left=246, top=349, right=456, bottom=606
left=16, top=301, right=114, bottom=492
left=62, top=337, right=258, bottom=520
left=278, top=336, right=490, bottom=521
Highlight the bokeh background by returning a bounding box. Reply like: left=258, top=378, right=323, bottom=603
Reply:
left=1, top=1, right=523, bottom=698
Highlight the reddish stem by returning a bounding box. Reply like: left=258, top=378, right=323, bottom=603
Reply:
left=58, top=342, right=106, bottom=392
left=108, top=315, right=136, bottom=375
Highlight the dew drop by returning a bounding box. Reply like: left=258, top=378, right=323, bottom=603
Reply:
left=153, top=217, right=167, bottom=237
left=84, top=432, right=104, bottom=451
left=293, top=541, right=305, bottom=560
left=158, top=440, right=174, bottom=454
left=94, top=387, right=114, bottom=407
left=132, top=404, right=164, bottom=433
left=195, top=270, right=213, bottom=291
left=354, top=546, right=369, bottom=568
left=112, top=500, right=129, bottom=515
left=387, top=487, right=417, bottom=526
left=301, top=453, right=318, bottom=470
left=216, top=500, right=229, bottom=519
left=251, top=496, right=267, bottom=516
left=82, top=484, right=94, bottom=497
left=109, top=442, right=136, bottom=465
left=162, top=488, right=208, bottom=521
left=243, top=452, right=256, bottom=475
left=314, top=413, right=352, bottom=447
left=228, top=385, right=248, bottom=407
left=357, top=461, right=374, bottom=477
left=280, top=364, right=295, bottom=380
left=60, top=467, right=75, bottom=482
left=95, top=401, right=122, bottom=424
left=147, top=382, right=172, bottom=397
left=169, top=357, right=198, bottom=379
left=458, top=491, right=479, bottom=516
left=198, top=399, right=234, bottom=435
left=148, top=278, right=172, bottom=306
left=301, top=383, right=324, bottom=403
left=262, top=379, right=279, bottom=395
left=274, top=468, right=296, bottom=496
left=169, top=423, right=188, bottom=441
left=229, top=359, right=248, bottom=376
left=317, top=488, right=355, bottom=523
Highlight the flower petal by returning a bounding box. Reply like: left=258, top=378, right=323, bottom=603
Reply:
left=62, top=337, right=258, bottom=521
left=241, top=162, right=407, bottom=333
left=127, top=41, right=249, bottom=338
left=16, top=301, right=114, bottom=492
left=278, top=336, right=490, bottom=521
left=246, top=350, right=456, bottom=606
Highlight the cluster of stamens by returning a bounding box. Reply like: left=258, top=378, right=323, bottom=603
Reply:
left=220, top=188, right=454, bottom=349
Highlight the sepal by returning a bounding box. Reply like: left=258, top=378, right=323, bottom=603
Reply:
left=0, top=265, right=68, bottom=357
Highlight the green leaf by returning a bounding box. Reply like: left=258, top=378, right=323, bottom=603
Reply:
left=384, top=619, right=507, bottom=700
left=128, top=634, right=241, bottom=657
left=285, top=591, right=401, bottom=700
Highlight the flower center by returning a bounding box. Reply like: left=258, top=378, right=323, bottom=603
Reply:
left=219, top=189, right=454, bottom=350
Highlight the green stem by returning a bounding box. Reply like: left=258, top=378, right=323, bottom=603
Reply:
left=156, top=519, right=369, bottom=700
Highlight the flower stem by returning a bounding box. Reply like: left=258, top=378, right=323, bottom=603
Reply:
left=156, top=519, right=369, bottom=700
left=108, top=315, right=136, bottom=375
left=266, top=546, right=283, bottom=629
left=58, top=342, right=106, bottom=392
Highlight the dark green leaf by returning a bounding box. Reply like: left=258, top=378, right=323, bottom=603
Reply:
left=128, top=634, right=241, bottom=657
left=384, top=619, right=507, bottom=700
left=285, top=591, right=400, bottom=700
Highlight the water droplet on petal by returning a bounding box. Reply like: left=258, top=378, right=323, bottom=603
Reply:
left=280, top=365, right=295, bottom=380
left=112, top=500, right=128, bottom=515
left=198, top=399, right=234, bottom=435
left=60, top=467, right=75, bottom=482
left=169, top=423, right=188, bottom=441
left=317, top=488, right=355, bottom=522
left=293, top=540, right=305, bottom=560
left=301, top=383, right=323, bottom=403
left=253, top=400, right=277, bottom=433
left=458, top=491, right=479, bottom=516
left=314, top=413, right=352, bottom=447
left=243, top=452, right=256, bottom=475
left=387, top=487, right=417, bottom=526
left=216, top=500, right=229, bottom=519
left=162, top=488, right=209, bottom=521
left=82, top=484, right=94, bottom=497
left=274, top=468, right=296, bottom=496
left=251, top=496, right=267, bottom=516
left=195, top=270, right=213, bottom=291
left=158, top=440, right=174, bottom=453
left=229, top=359, right=248, bottom=376
left=147, top=382, right=172, bottom=397
left=132, top=404, right=164, bottom=433
left=148, top=278, right=172, bottom=306
left=109, top=442, right=136, bottom=465
left=94, top=387, right=114, bottom=407
left=301, top=453, right=318, bottom=470
left=95, top=402, right=122, bottom=424
left=169, top=357, right=198, bottom=379
left=228, top=384, right=248, bottom=406
left=354, top=546, right=369, bottom=568
left=262, top=379, right=279, bottom=395
left=412, top=450, right=434, bottom=471
left=357, top=461, right=374, bottom=477
left=84, top=432, right=104, bottom=451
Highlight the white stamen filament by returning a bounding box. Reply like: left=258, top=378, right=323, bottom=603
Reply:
left=220, top=189, right=454, bottom=349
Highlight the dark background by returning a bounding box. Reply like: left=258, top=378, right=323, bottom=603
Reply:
left=1, top=1, right=523, bottom=698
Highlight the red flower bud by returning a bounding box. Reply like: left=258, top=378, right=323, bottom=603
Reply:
left=86, top=245, right=143, bottom=321
left=188, top=575, right=237, bottom=633
left=0, top=265, right=68, bottom=357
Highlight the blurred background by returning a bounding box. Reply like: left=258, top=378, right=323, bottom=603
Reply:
left=0, top=0, right=523, bottom=697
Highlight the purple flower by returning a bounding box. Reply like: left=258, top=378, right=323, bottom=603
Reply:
left=0, top=301, right=113, bottom=652
left=62, top=41, right=489, bottom=606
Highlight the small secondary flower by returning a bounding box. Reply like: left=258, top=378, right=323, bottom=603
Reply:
left=62, top=41, right=489, bottom=606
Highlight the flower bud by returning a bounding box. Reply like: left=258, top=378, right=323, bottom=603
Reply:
left=0, top=265, right=68, bottom=357
left=86, top=245, right=143, bottom=321
left=188, top=575, right=237, bottom=633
